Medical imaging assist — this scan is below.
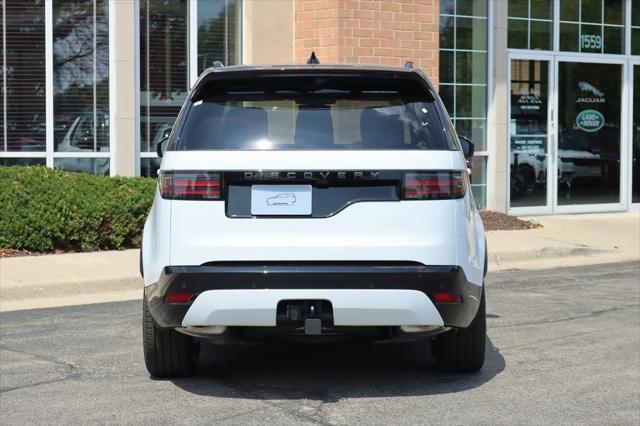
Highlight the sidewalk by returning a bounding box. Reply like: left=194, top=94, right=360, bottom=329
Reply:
left=1, top=212, right=638, bottom=312
left=488, top=212, right=640, bottom=271
left=0, top=250, right=142, bottom=312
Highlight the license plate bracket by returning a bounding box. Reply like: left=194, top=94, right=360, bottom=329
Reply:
left=250, top=185, right=312, bottom=216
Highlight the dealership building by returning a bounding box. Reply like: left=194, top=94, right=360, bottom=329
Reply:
left=1, top=0, right=639, bottom=214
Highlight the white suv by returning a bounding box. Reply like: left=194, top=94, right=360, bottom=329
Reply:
left=141, top=63, right=487, bottom=378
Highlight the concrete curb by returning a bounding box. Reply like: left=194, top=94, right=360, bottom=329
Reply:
left=488, top=246, right=609, bottom=264
left=0, top=277, right=142, bottom=301
left=0, top=277, right=143, bottom=312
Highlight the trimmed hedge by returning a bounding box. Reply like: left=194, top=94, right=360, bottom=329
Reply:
left=0, top=166, right=157, bottom=252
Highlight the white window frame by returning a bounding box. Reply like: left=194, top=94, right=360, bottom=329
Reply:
left=503, top=0, right=638, bottom=215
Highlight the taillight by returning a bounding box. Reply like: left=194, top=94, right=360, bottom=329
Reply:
left=402, top=171, right=466, bottom=200
left=159, top=171, right=223, bottom=200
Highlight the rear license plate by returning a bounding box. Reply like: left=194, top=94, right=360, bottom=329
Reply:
left=251, top=185, right=312, bottom=216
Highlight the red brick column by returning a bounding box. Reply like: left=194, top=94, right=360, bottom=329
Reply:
left=295, top=0, right=439, bottom=85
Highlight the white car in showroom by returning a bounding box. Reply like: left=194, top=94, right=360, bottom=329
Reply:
left=141, top=61, right=487, bottom=378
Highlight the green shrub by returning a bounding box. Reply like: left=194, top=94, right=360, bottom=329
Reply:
left=0, top=166, right=157, bottom=252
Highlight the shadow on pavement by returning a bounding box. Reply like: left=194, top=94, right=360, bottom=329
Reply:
left=171, top=336, right=505, bottom=401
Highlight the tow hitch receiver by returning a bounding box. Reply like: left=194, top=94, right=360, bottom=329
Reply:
left=305, top=318, right=322, bottom=335
left=276, top=300, right=333, bottom=334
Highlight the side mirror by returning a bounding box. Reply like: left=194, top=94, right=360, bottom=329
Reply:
left=459, top=135, right=475, bottom=159
left=156, top=136, right=169, bottom=158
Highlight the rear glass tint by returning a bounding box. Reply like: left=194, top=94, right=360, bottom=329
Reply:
left=176, top=75, right=450, bottom=151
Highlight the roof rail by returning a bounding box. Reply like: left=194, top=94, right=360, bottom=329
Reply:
left=404, top=61, right=414, bottom=69
left=212, top=60, right=225, bottom=68
left=307, top=51, right=320, bottom=65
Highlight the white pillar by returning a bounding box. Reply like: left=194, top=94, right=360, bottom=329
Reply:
left=110, top=0, right=137, bottom=177
left=487, top=1, right=508, bottom=213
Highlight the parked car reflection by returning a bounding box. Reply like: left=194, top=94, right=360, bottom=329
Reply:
left=510, top=135, right=546, bottom=200
left=557, top=127, right=620, bottom=200
left=54, top=108, right=109, bottom=175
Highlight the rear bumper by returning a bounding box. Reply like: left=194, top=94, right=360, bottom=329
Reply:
left=183, top=289, right=443, bottom=326
left=145, top=263, right=482, bottom=329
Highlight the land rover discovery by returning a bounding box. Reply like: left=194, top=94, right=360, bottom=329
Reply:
left=141, top=62, right=487, bottom=378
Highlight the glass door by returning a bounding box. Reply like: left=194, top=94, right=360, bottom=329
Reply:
left=554, top=60, right=624, bottom=211
left=509, top=57, right=553, bottom=213
left=633, top=64, right=640, bottom=206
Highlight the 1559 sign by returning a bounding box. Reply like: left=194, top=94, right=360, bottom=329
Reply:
left=581, top=34, right=602, bottom=50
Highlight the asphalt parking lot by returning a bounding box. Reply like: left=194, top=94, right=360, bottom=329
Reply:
left=1, top=261, right=639, bottom=425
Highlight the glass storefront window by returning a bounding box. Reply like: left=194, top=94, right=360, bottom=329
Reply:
left=440, top=0, right=455, bottom=15
left=471, top=185, right=487, bottom=208
left=1, top=1, right=47, bottom=152
left=53, top=0, right=110, bottom=162
left=0, top=158, right=46, bottom=167
left=439, top=0, right=489, bottom=208
left=557, top=62, right=622, bottom=205
left=54, top=157, right=109, bottom=175
left=439, top=14, right=454, bottom=49
left=633, top=0, right=640, bottom=55
left=560, top=0, right=579, bottom=21
left=455, top=85, right=487, bottom=118
left=633, top=65, right=639, bottom=204
left=197, top=0, right=242, bottom=74
left=2, top=1, right=109, bottom=174
left=456, top=0, right=487, bottom=17
left=510, top=59, right=550, bottom=208
left=456, top=17, right=487, bottom=50
left=454, top=119, right=486, bottom=151
left=508, top=0, right=553, bottom=50
left=530, top=19, right=553, bottom=49
left=139, top=0, right=188, bottom=161
left=141, top=157, right=162, bottom=179
left=470, top=156, right=487, bottom=207
left=510, top=0, right=630, bottom=54
left=139, top=0, right=242, bottom=176
left=559, top=0, right=625, bottom=54
left=509, top=18, right=528, bottom=48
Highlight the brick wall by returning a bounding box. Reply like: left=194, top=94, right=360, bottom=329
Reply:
left=295, top=0, right=439, bottom=85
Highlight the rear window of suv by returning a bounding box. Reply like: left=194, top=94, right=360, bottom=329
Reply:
left=175, top=75, right=450, bottom=151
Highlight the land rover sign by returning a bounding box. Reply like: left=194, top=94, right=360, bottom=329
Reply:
left=576, top=109, right=605, bottom=133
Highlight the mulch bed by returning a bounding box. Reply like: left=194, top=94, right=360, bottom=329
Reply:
left=480, top=210, right=542, bottom=231
left=0, top=248, right=32, bottom=258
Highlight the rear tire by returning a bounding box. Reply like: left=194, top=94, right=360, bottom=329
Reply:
left=432, top=288, right=486, bottom=373
left=143, top=297, right=195, bottom=378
